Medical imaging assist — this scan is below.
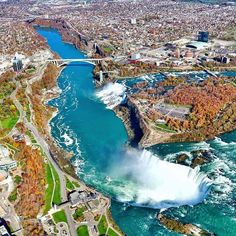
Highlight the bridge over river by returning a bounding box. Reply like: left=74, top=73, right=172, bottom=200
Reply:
left=47, top=58, right=111, bottom=66
left=47, top=58, right=115, bottom=82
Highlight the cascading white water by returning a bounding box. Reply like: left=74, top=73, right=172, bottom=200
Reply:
left=107, top=149, right=212, bottom=209
left=96, top=83, right=126, bottom=109
left=96, top=83, right=211, bottom=209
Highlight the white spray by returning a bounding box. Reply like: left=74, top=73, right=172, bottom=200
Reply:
left=96, top=83, right=127, bottom=109
left=107, top=149, right=212, bottom=209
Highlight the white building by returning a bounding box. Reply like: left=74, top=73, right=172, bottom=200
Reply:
left=130, top=18, right=137, bottom=25
left=0, top=146, right=17, bottom=172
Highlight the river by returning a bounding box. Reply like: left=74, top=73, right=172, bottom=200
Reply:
left=36, top=27, right=236, bottom=236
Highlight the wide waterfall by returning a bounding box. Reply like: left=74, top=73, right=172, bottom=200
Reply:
left=96, top=82, right=127, bottom=109
left=105, top=148, right=212, bottom=209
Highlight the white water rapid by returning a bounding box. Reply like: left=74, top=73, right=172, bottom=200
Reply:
left=96, top=82, right=126, bottom=109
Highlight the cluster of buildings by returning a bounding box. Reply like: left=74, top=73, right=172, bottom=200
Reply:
left=69, top=190, right=99, bottom=207
left=0, top=21, right=47, bottom=74
left=0, top=22, right=46, bottom=56
left=1, top=0, right=236, bottom=59
left=0, top=0, right=235, bottom=72
left=41, top=186, right=110, bottom=236
left=36, top=0, right=236, bottom=57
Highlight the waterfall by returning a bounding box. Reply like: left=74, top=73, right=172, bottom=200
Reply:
left=108, top=149, right=212, bottom=209
left=96, top=82, right=127, bottom=109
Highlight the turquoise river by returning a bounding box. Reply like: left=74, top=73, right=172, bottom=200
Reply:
left=37, top=27, right=236, bottom=236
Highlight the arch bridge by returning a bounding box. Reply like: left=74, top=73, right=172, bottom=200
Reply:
left=47, top=58, right=111, bottom=67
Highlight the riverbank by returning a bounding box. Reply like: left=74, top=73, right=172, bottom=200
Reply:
left=30, top=19, right=89, bottom=54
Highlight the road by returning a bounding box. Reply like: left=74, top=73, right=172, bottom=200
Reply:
left=12, top=92, right=68, bottom=203
left=10, top=67, right=78, bottom=236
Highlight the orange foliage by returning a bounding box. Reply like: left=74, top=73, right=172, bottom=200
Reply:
left=15, top=143, right=45, bottom=219
left=166, top=80, right=236, bottom=127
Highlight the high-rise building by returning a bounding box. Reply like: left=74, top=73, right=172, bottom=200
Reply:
left=221, top=56, right=230, bottom=64
left=12, top=57, right=23, bottom=72
left=198, top=31, right=209, bottom=43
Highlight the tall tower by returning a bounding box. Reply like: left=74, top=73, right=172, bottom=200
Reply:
left=99, top=71, right=103, bottom=83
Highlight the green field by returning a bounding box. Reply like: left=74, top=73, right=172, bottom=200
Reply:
left=0, top=82, right=15, bottom=99
left=44, top=163, right=54, bottom=214
left=66, top=177, right=75, bottom=191
left=0, top=82, right=18, bottom=135
left=73, top=207, right=85, bottom=220
left=77, top=225, right=89, bottom=236
left=156, top=123, right=176, bottom=133
left=98, top=215, right=108, bottom=235
left=72, top=181, right=80, bottom=188
left=52, top=210, right=68, bottom=224
left=0, top=101, right=19, bottom=137
left=51, top=164, right=61, bottom=205
left=14, top=175, right=21, bottom=185
left=0, top=115, right=19, bottom=129
left=102, top=45, right=113, bottom=54
left=108, top=228, right=118, bottom=236
left=25, top=68, right=36, bottom=74
left=8, top=188, right=17, bottom=202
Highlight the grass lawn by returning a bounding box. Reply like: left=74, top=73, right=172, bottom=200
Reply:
left=26, top=130, right=37, bottom=144
left=0, top=115, right=19, bottom=129
left=72, top=181, right=80, bottom=188
left=26, top=68, right=36, bottom=74
left=66, top=177, right=75, bottom=191
left=14, top=175, right=21, bottom=185
left=156, top=123, right=176, bottom=133
left=25, top=104, right=31, bottom=121
left=0, top=105, right=19, bottom=137
left=0, top=83, right=15, bottom=99
left=73, top=207, right=85, bottom=220
left=52, top=210, right=67, bottom=224
left=98, top=215, right=108, bottom=235
left=103, top=46, right=112, bottom=54
left=8, top=188, right=17, bottom=202
left=108, top=228, right=118, bottom=236
left=44, top=163, right=54, bottom=214
left=51, top=164, right=61, bottom=205
left=77, top=225, right=89, bottom=236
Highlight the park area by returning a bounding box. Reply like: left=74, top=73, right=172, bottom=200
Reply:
left=0, top=98, right=19, bottom=137
left=0, top=78, right=19, bottom=137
